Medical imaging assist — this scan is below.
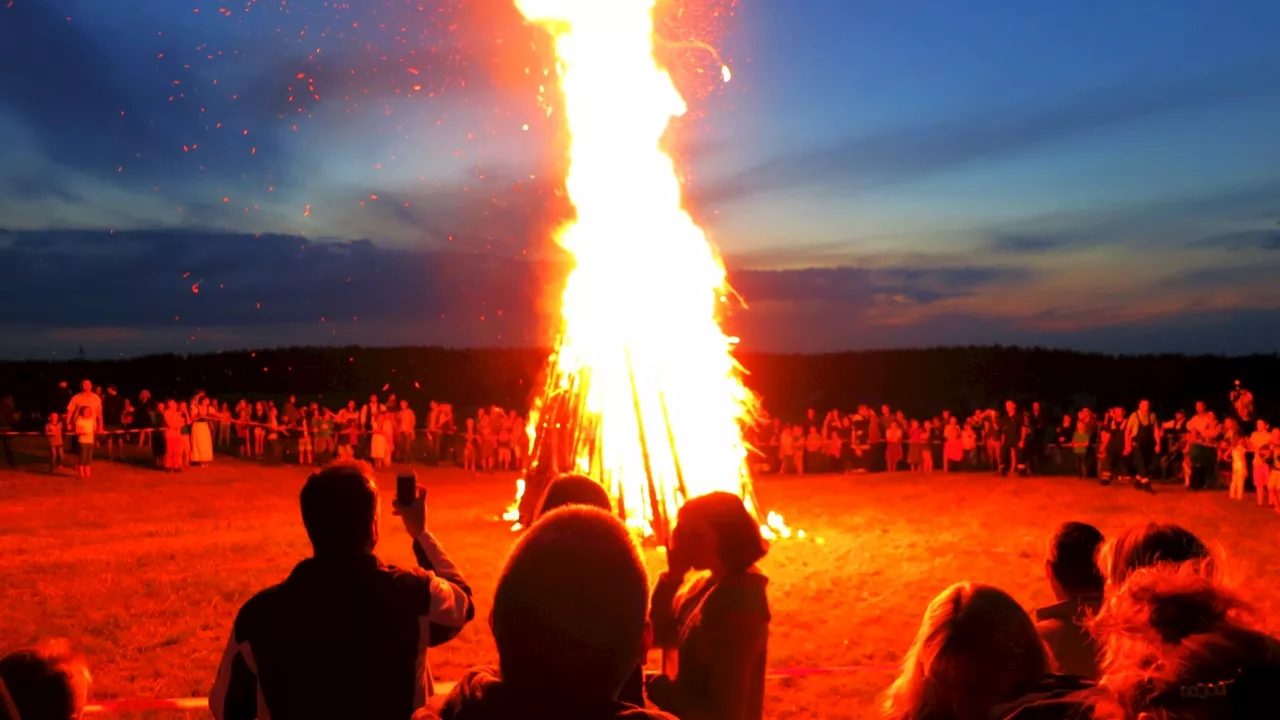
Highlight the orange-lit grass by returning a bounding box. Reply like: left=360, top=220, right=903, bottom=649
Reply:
left=1, top=446, right=1278, bottom=719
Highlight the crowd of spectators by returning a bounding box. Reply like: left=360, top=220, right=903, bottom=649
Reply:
left=0, top=379, right=528, bottom=478
left=747, top=381, right=1276, bottom=507
left=3, top=461, right=1276, bottom=720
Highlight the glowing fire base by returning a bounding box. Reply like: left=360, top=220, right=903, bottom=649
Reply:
left=504, top=337, right=785, bottom=547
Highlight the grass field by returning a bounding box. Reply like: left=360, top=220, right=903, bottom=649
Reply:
left=2, top=440, right=1279, bottom=719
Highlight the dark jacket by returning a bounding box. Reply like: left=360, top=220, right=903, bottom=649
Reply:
left=1035, top=597, right=1103, bottom=680
left=422, top=668, right=676, bottom=720
left=210, top=531, right=473, bottom=720
left=649, top=568, right=770, bottom=720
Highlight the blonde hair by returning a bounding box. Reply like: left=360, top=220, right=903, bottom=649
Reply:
left=1090, top=565, right=1280, bottom=720
left=1098, top=523, right=1217, bottom=589
left=881, top=583, right=1049, bottom=720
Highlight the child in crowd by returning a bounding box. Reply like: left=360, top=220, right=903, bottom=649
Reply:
left=884, top=422, right=904, bottom=472
left=463, top=418, right=478, bottom=472
left=370, top=411, right=389, bottom=468
left=961, top=422, right=978, bottom=470
left=1228, top=434, right=1248, bottom=500
left=74, top=407, right=97, bottom=479
left=46, top=413, right=64, bottom=474
left=266, top=408, right=281, bottom=462
left=1072, top=422, right=1090, bottom=479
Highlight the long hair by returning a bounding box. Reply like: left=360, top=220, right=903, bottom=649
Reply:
left=1089, top=565, right=1280, bottom=720
left=881, top=583, right=1050, bottom=720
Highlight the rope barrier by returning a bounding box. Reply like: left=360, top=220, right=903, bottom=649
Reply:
left=83, top=664, right=899, bottom=714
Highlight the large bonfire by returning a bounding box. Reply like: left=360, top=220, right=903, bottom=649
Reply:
left=507, top=0, right=785, bottom=543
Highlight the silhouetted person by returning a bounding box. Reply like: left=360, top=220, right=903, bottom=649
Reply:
left=1035, top=522, right=1105, bottom=679
left=531, top=473, right=645, bottom=708
left=0, top=640, right=91, bottom=720
left=423, top=506, right=675, bottom=720
left=649, top=492, right=770, bottom=720
left=211, top=460, right=474, bottom=720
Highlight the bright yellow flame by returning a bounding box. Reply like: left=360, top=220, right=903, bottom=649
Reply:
left=513, top=0, right=781, bottom=537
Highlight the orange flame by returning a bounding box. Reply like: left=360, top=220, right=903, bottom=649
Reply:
left=511, top=0, right=786, bottom=539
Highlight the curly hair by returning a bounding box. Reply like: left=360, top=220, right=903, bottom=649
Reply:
left=1098, top=523, right=1216, bottom=589
left=1089, top=566, right=1280, bottom=720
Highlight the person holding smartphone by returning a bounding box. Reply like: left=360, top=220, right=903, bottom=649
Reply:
left=211, top=461, right=474, bottom=720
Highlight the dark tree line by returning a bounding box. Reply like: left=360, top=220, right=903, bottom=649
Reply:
left=1, top=346, right=1277, bottom=428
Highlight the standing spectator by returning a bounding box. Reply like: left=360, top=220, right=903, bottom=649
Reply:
left=397, top=400, right=416, bottom=464
left=648, top=492, right=770, bottom=720
left=218, top=402, right=233, bottom=448
left=1160, top=408, right=1188, bottom=481
left=1249, top=419, right=1273, bottom=509
left=1026, top=401, right=1047, bottom=475
left=65, top=380, right=102, bottom=433
left=1124, top=399, right=1159, bottom=491
left=1034, top=522, right=1105, bottom=680
left=0, top=640, right=92, bottom=720
left=997, top=400, right=1026, bottom=477
left=162, top=400, right=185, bottom=472
left=1071, top=420, right=1091, bottom=479
left=1099, top=407, right=1127, bottom=485
left=884, top=421, right=904, bottom=472
left=190, top=394, right=215, bottom=466
left=46, top=413, right=64, bottom=474
left=360, top=394, right=382, bottom=458
left=0, top=395, right=15, bottom=468
left=282, top=395, right=299, bottom=428
left=102, top=385, right=125, bottom=461
left=295, top=410, right=313, bottom=466
left=315, top=405, right=336, bottom=459
left=210, top=461, right=474, bottom=720
left=133, top=390, right=155, bottom=448
left=338, top=401, right=360, bottom=460
left=1185, top=401, right=1219, bottom=490
left=426, top=506, right=670, bottom=720
left=73, top=407, right=97, bottom=479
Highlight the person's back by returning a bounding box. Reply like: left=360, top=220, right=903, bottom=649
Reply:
left=1035, top=522, right=1105, bottom=680
left=424, top=506, right=675, bottom=720
left=211, top=461, right=473, bottom=720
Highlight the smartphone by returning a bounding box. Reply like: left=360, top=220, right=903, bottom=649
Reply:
left=396, top=472, right=417, bottom=506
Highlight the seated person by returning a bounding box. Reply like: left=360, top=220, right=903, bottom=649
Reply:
left=1035, top=522, right=1106, bottom=679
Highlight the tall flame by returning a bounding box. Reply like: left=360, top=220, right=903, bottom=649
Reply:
left=512, top=0, right=783, bottom=539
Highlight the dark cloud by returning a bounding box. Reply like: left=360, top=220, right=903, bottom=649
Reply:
left=694, top=60, right=1280, bottom=206
left=988, top=234, right=1080, bottom=254
left=732, top=265, right=1027, bottom=306
left=1188, top=229, right=1280, bottom=251
left=0, top=228, right=548, bottom=338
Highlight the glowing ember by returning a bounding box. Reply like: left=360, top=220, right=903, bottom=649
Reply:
left=506, top=0, right=785, bottom=541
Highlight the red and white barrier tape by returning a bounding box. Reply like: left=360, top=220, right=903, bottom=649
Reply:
left=83, top=665, right=897, bottom=713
